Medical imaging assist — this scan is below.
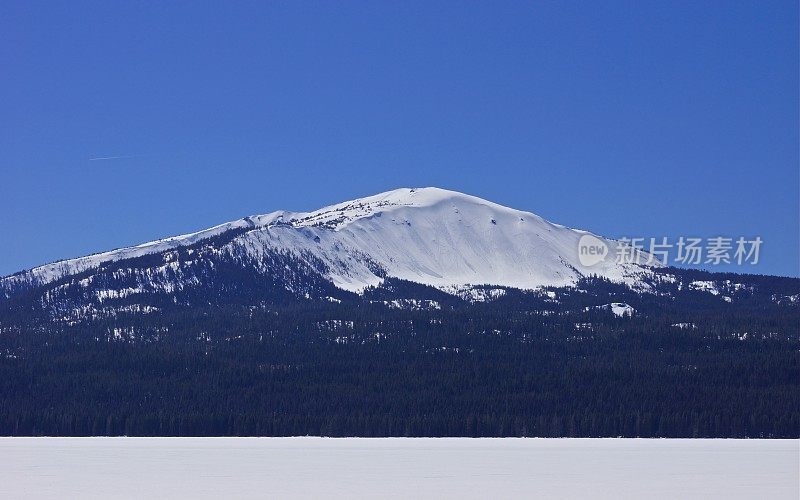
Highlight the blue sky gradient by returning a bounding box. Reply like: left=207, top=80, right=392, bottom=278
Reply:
left=1, top=1, right=797, bottom=276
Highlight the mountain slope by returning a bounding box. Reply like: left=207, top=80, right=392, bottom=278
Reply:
left=1, top=189, right=797, bottom=439
left=1, top=187, right=656, bottom=297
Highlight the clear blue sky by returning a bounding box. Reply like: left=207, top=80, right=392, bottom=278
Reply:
left=2, top=1, right=797, bottom=277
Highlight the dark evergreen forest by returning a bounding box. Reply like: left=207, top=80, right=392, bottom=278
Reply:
left=0, top=266, right=797, bottom=437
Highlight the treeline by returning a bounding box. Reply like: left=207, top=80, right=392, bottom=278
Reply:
left=0, top=327, right=797, bottom=437
left=0, top=266, right=797, bottom=437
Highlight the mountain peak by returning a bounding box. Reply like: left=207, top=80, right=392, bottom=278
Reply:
left=283, top=187, right=540, bottom=232
left=349, top=187, right=512, bottom=210
left=1, top=187, right=656, bottom=295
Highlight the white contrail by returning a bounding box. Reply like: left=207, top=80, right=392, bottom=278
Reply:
left=88, top=154, right=145, bottom=161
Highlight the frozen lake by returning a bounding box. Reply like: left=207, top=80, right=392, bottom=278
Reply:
left=1, top=438, right=797, bottom=499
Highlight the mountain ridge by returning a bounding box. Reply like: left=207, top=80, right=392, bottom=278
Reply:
left=1, top=187, right=656, bottom=297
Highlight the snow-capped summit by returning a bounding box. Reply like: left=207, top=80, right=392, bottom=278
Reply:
left=1, top=187, right=657, bottom=296
left=286, top=187, right=529, bottom=230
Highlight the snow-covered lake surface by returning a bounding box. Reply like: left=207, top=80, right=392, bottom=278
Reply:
left=1, top=438, right=797, bottom=499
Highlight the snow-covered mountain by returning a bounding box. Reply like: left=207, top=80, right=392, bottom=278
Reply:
left=1, top=187, right=657, bottom=298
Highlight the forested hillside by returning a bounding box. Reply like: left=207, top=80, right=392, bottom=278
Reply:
left=1, top=269, right=797, bottom=437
